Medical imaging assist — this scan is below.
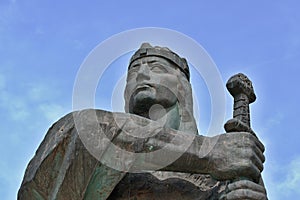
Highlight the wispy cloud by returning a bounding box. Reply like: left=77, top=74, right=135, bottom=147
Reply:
left=266, top=112, right=283, bottom=127
left=27, top=83, right=59, bottom=102
left=38, top=103, right=66, bottom=122
left=0, top=69, right=70, bottom=199
left=0, top=159, right=21, bottom=200
left=264, top=156, right=300, bottom=200
left=0, top=73, right=30, bottom=121
left=0, top=70, right=68, bottom=124
left=0, top=0, right=18, bottom=27
left=278, top=157, right=300, bottom=194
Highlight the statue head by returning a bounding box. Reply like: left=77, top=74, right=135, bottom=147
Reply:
left=124, top=43, right=197, bottom=134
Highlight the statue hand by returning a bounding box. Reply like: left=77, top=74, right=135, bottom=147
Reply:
left=224, top=180, right=267, bottom=200
left=206, top=132, right=265, bottom=181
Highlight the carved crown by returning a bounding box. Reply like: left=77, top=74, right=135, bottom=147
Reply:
left=129, top=43, right=190, bottom=81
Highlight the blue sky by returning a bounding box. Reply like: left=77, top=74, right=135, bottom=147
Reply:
left=1, top=0, right=300, bottom=199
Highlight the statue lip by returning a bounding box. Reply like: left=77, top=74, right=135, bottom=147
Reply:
left=135, top=83, right=153, bottom=90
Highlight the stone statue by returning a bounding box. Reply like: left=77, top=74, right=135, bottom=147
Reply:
left=18, top=43, right=267, bottom=199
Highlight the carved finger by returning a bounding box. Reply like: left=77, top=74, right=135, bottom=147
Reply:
left=237, top=162, right=261, bottom=181
left=228, top=180, right=266, bottom=194
left=252, top=134, right=265, bottom=153
left=226, top=189, right=267, bottom=200
left=254, top=145, right=265, bottom=164
left=251, top=150, right=264, bottom=173
left=232, top=146, right=262, bottom=180
left=244, top=134, right=265, bottom=164
left=241, top=132, right=265, bottom=153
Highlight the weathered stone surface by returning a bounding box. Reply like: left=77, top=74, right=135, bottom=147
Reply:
left=108, top=173, right=227, bottom=200
left=18, top=109, right=266, bottom=199
left=18, top=111, right=125, bottom=200
left=18, top=110, right=228, bottom=199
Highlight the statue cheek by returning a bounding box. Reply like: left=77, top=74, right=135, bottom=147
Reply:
left=160, top=76, right=179, bottom=95
left=124, top=84, right=134, bottom=101
left=125, top=81, right=135, bottom=92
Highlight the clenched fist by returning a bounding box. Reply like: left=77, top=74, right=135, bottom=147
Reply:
left=204, top=132, right=265, bottom=182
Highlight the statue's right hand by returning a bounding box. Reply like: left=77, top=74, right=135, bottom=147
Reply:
left=224, top=180, right=267, bottom=200
left=205, top=132, right=265, bottom=181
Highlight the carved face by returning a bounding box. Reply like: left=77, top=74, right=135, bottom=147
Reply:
left=124, top=56, right=183, bottom=116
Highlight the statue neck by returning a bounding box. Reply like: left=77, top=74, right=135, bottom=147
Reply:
left=139, top=102, right=180, bottom=130
left=163, top=103, right=180, bottom=130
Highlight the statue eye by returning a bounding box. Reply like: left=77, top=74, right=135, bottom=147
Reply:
left=129, top=64, right=139, bottom=72
left=127, top=68, right=138, bottom=80
left=150, top=65, right=167, bottom=73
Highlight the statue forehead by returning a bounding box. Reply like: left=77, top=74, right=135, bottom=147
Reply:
left=129, top=56, right=173, bottom=66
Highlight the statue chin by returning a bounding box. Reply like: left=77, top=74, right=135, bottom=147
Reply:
left=129, top=91, right=156, bottom=116
left=130, top=93, right=178, bottom=119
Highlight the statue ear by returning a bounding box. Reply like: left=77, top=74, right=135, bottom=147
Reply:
left=176, top=78, right=183, bottom=99
left=124, top=105, right=129, bottom=113
left=124, top=90, right=129, bottom=112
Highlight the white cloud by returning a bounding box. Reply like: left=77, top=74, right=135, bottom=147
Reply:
left=264, top=156, right=300, bottom=200
left=0, top=75, right=68, bottom=198
left=254, top=111, right=284, bottom=140
left=0, top=72, right=29, bottom=121
left=27, top=84, right=58, bottom=101
left=0, top=70, right=67, bottom=123
left=38, top=103, right=66, bottom=122
left=265, top=112, right=283, bottom=128
left=0, top=90, right=30, bottom=121
left=278, top=157, right=300, bottom=194
left=0, top=159, right=21, bottom=200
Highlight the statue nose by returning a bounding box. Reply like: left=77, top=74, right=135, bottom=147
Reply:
left=136, top=64, right=150, bottom=82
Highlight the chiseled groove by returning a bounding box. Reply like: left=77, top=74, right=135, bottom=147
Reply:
left=50, top=128, right=77, bottom=200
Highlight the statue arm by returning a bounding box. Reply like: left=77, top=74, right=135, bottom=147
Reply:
left=76, top=110, right=265, bottom=184
left=161, top=132, right=264, bottom=182
left=110, top=118, right=264, bottom=182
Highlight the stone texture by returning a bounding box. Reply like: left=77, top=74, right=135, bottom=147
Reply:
left=18, top=111, right=126, bottom=200
left=108, top=173, right=227, bottom=200
left=19, top=109, right=266, bottom=199
left=18, top=110, right=228, bottom=199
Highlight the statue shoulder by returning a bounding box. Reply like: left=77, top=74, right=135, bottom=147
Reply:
left=18, top=109, right=125, bottom=200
